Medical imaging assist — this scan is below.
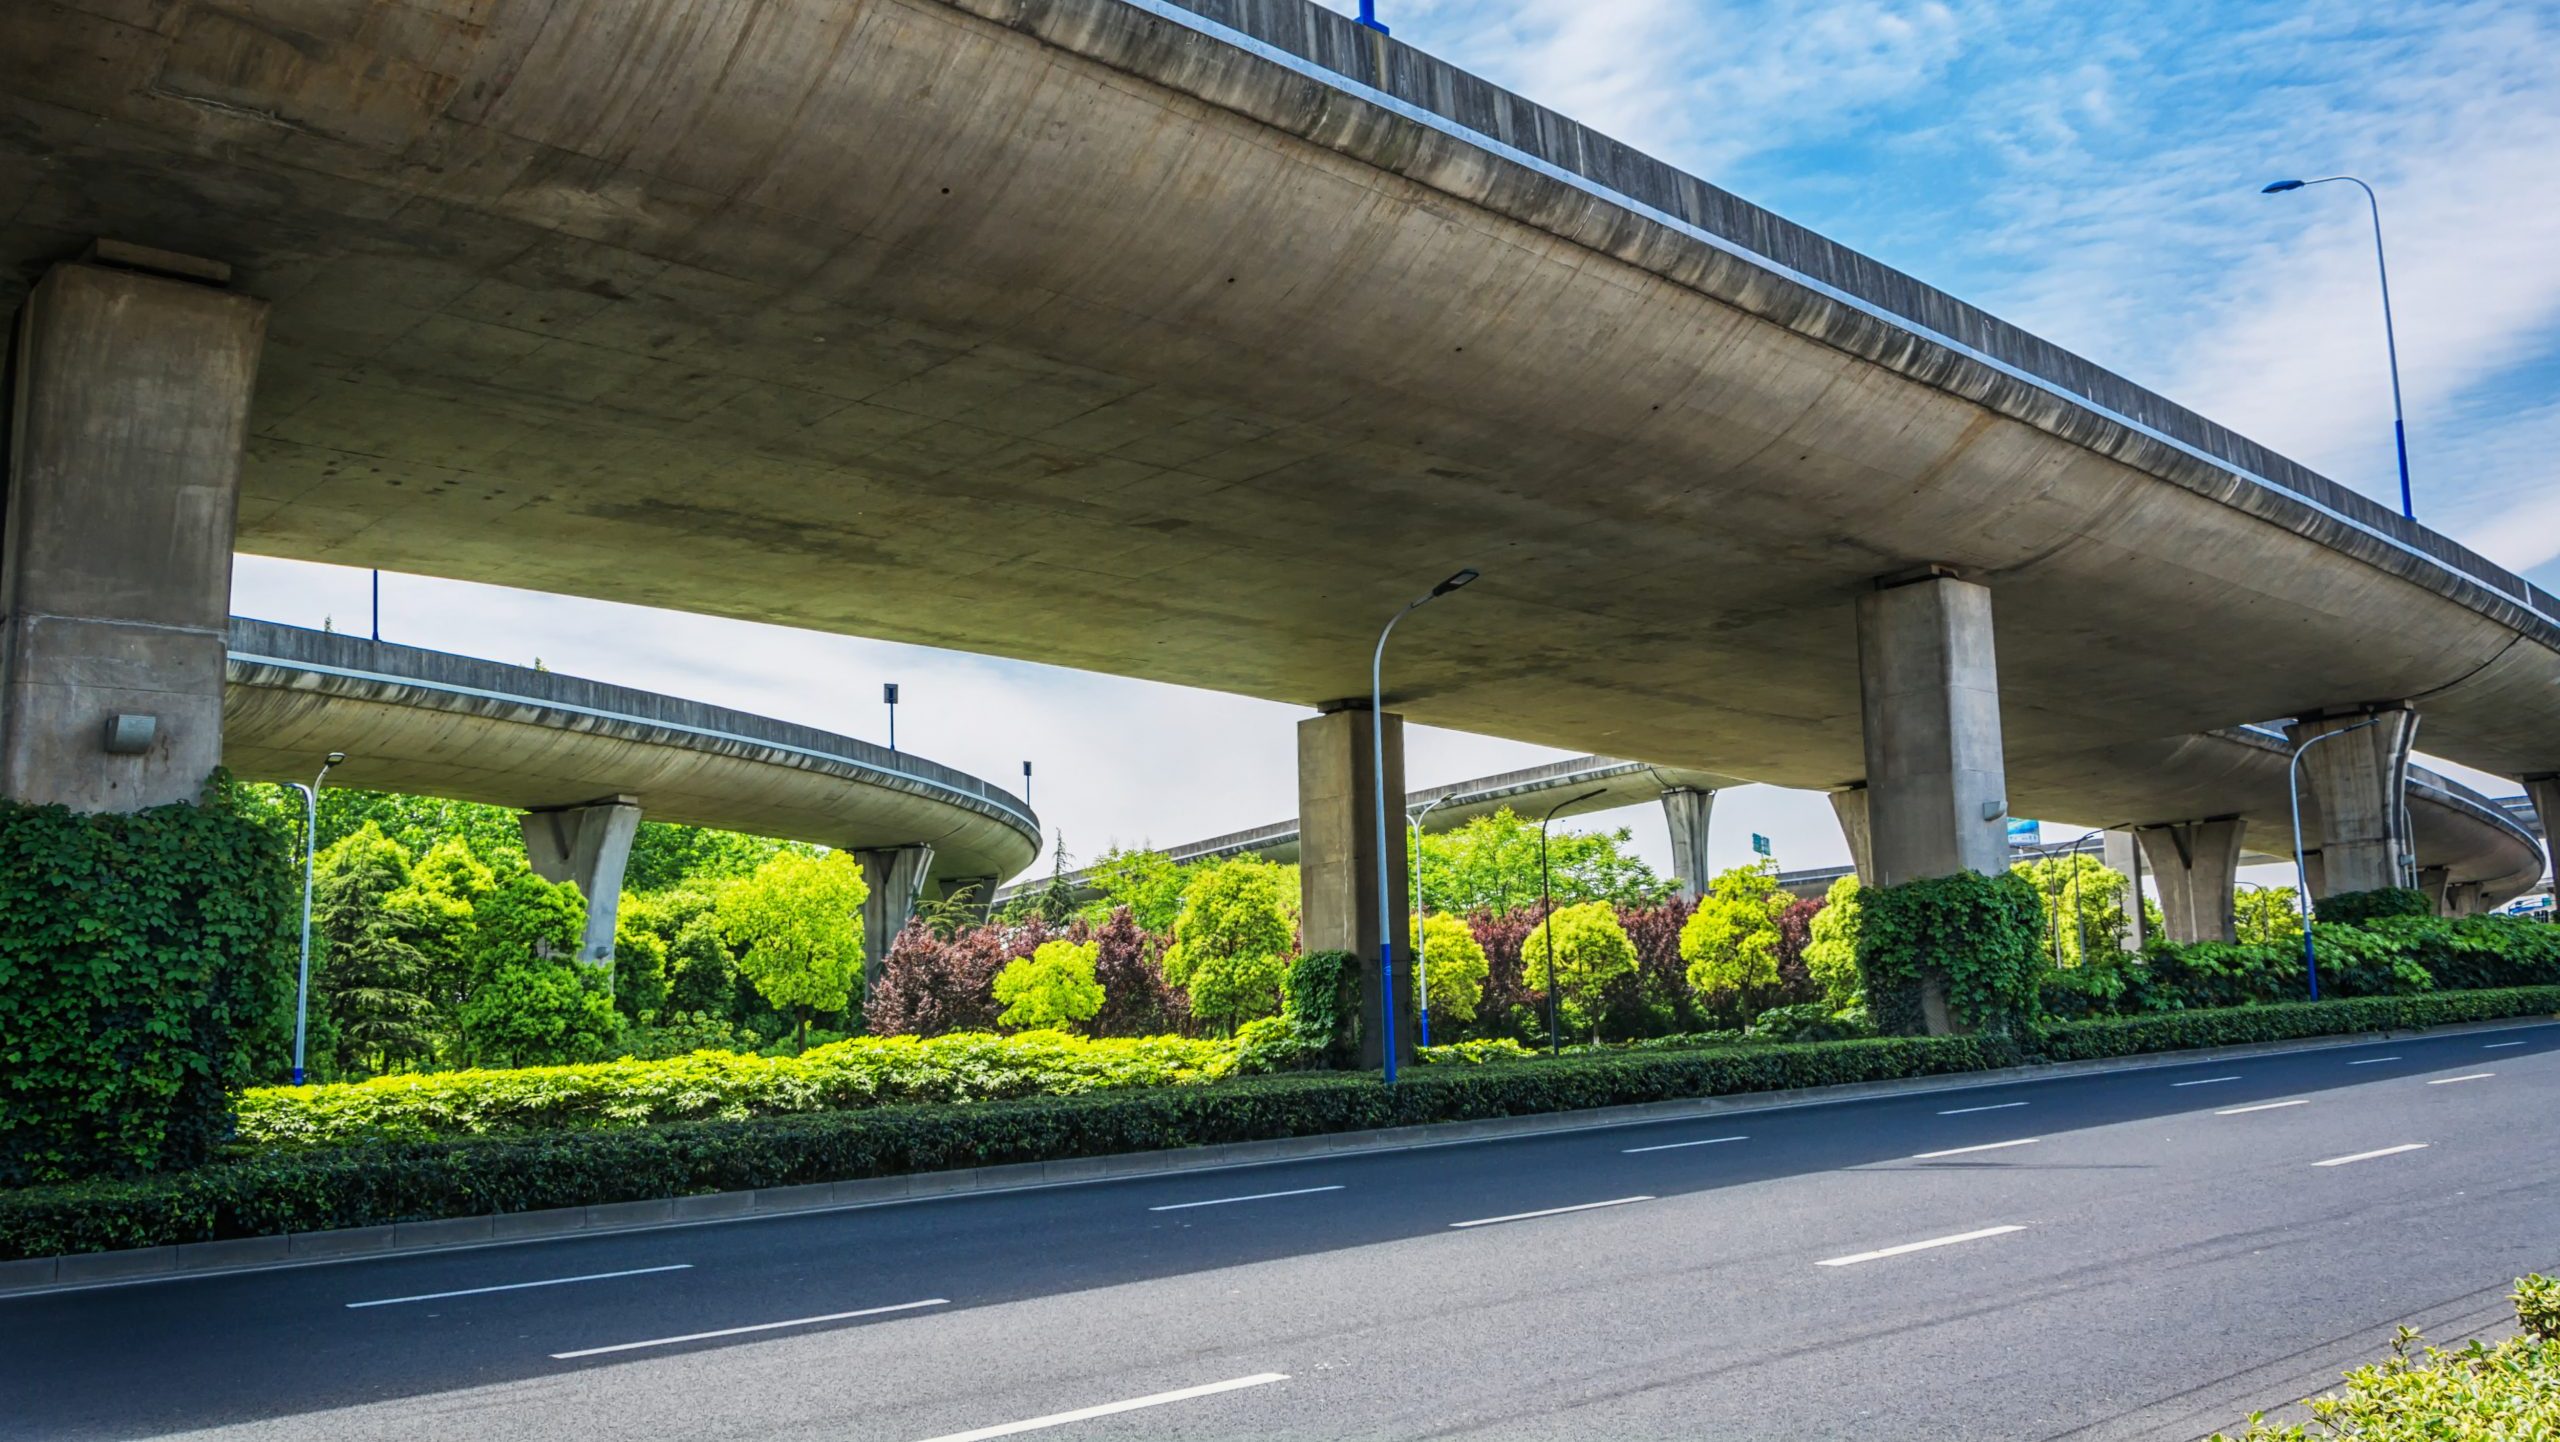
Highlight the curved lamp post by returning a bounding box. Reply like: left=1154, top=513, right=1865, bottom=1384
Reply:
left=2260, top=176, right=2414, bottom=520
left=1372, top=568, right=1479, bottom=1083
left=1408, top=791, right=1454, bottom=1047
left=286, top=750, right=347, bottom=1085
left=1537, top=786, right=1607, bottom=1055
left=2287, top=715, right=2385, bottom=1000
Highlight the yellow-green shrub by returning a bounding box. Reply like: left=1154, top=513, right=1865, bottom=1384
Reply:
left=234, top=1030, right=1233, bottom=1146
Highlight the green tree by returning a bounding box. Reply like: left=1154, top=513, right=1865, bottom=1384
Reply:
left=310, top=824, right=434, bottom=1076
left=622, top=823, right=811, bottom=894
left=1162, top=857, right=1298, bottom=1032
left=1803, top=875, right=1864, bottom=1010
left=1413, top=911, right=1490, bottom=1025
left=1679, top=861, right=1789, bottom=1006
left=1418, top=809, right=1672, bottom=915
left=716, top=850, right=869, bottom=1050
left=1084, top=847, right=1190, bottom=933
left=2235, top=886, right=2304, bottom=947
left=1519, top=901, right=1640, bottom=1040
left=454, top=960, right=623, bottom=1068
left=993, top=938, right=1106, bottom=1032
left=384, top=835, right=493, bottom=1029
left=466, top=871, right=587, bottom=988
left=612, top=915, right=670, bottom=1025
left=2010, top=854, right=2131, bottom=965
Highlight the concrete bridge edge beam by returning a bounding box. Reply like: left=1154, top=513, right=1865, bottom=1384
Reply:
left=521, top=797, right=642, bottom=967
left=2527, top=775, right=2559, bottom=890
left=1661, top=786, right=1715, bottom=903
left=1299, top=705, right=1412, bottom=1069
left=2285, top=706, right=2419, bottom=897
left=857, top=845, right=937, bottom=992
left=1, top=252, right=265, bottom=812
left=2134, top=818, right=2246, bottom=945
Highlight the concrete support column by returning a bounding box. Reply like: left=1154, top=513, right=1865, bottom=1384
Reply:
left=2, top=252, right=266, bottom=811
left=1829, top=785, right=1873, bottom=884
left=2417, top=865, right=2451, bottom=916
left=857, top=845, right=936, bottom=990
left=1299, top=705, right=1411, bottom=1069
left=2285, top=706, right=2418, bottom=897
left=2102, top=830, right=2147, bottom=952
left=1854, top=574, right=2010, bottom=887
left=522, top=796, right=642, bottom=966
left=2508, top=778, right=2549, bottom=891
left=1661, top=786, right=1715, bottom=902
left=2134, top=818, right=2246, bottom=945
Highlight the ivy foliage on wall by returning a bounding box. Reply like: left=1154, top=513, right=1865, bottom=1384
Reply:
left=1854, top=870, right=2045, bottom=1037
left=0, top=776, right=297, bottom=1184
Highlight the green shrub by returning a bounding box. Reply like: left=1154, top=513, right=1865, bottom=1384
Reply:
left=1803, top=876, right=1864, bottom=1010
left=1519, top=901, right=1641, bottom=1038
left=1417, top=1038, right=1536, bottom=1065
left=231, top=1030, right=1239, bottom=1146
left=1744, top=1001, right=1870, bottom=1043
left=1857, top=871, right=2044, bottom=1036
left=2517, top=1275, right=2559, bottom=1344
left=993, top=940, right=1104, bottom=1032
left=1413, top=914, right=1490, bottom=1025
left=2213, top=1290, right=2560, bottom=1439
left=1679, top=862, right=1788, bottom=1002
left=1282, top=949, right=1360, bottom=1066
left=1162, top=858, right=1296, bottom=1031
left=1229, top=1016, right=1306, bottom=1075
left=0, top=777, right=298, bottom=1183
left=2316, top=887, right=2433, bottom=928
left=2034, top=988, right=2560, bottom=1061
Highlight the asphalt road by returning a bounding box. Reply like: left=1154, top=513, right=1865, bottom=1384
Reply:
left=7, top=1023, right=2557, bottom=1441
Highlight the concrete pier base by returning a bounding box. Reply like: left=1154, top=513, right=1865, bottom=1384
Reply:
left=858, top=845, right=936, bottom=990
left=1661, top=786, right=1715, bottom=901
left=522, top=796, right=642, bottom=966
left=1299, top=705, right=1412, bottom=1070
left=1855, top=574, right=2010, bottom=887
left=2286, top=707, right=2418, bottom=897
left=2, top=256, right=265, bottom=811
left=2135, top=818, right=2246, bottom=945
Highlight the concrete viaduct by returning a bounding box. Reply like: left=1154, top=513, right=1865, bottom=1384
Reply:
left=7, top=0, right=2560, bottom=1058
left=225, top=619, right=1039, bottom=980
left=1000, top=748, right=2548, bottom=938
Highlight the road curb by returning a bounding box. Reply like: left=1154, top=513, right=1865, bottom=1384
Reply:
left=4, top=1014, right=2550, bottom=1299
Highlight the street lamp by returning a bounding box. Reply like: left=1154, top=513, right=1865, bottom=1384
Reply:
left=1537, top=786, right=1607, bottom=1056
left=1371, top=568, right=1479, bottom=1083
left=286, top=751, right=347, bottom=1085
left=884, top=682, right=900, bottom=752
left=1356, top=0, right=1388, bottom=33
left=2288, top=715, right=2386, bottom=1000
left=1408, top=792, right=1454, bottom=1047
left=2260, top=176, right=2415, bottom=521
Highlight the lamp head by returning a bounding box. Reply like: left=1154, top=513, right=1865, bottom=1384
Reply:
left=324, top=751, right=347, bottom=767
left=2261, top=179, right=2305, bottom=193
left=1430, top=568, right=1481, bottom=598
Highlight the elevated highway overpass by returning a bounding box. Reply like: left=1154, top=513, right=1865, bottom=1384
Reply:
left=224, top=618, right=1038, bottom=975
left=1001, top=743, right=2548, bottom=934
left=6, top=0, right=2558, bottom=1053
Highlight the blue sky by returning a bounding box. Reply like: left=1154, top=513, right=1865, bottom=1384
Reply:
left=239, top=0, right=2560, bottom=884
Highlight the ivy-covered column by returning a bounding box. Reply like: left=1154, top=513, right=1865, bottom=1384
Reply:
left=2, top=249, right=266, bottom=811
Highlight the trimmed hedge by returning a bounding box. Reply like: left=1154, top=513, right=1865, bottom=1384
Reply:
left=234, top=1031, right=1237, bottom=1147
left=8, top=987, right=2555, bottom=1261
left=2035, top=988, right=2560, bottom=1062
